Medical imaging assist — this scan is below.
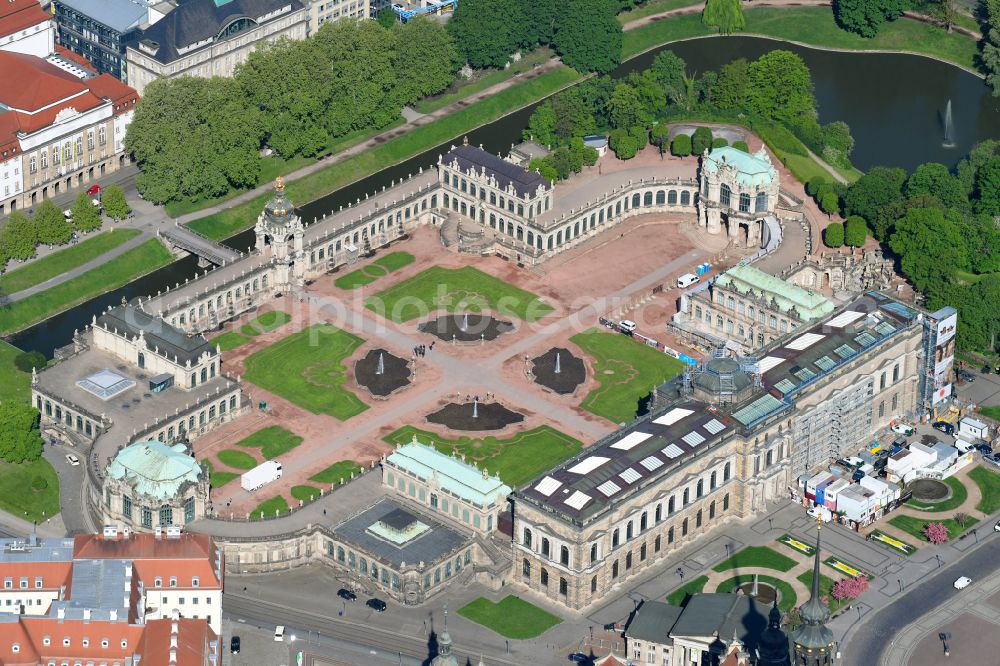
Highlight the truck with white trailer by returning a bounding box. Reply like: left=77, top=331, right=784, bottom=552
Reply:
left=241, top=460, right=282, bottom=492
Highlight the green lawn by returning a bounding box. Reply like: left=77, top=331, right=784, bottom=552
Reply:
left=186, top=66, right=581, bottom=241
left=969, top=466, right=1000, bottom=514
left=0, top=229, right=140, bottom=295
left=243, top=324, right=368, bottom=420
left=239, top=310, right=290, bottom=337
left=869, top=528, right=917, bottom=555
left=210, top=331, right=249, bottom=353
left=717, top=574, right=797, bottom=613
left=457, top=595, right=562, bottom=639
left=252, top=495, right=291, bottom=518
left=619, top=0, right=698, bottom=25
left=889, top=514, right=978, bottom=541
left=980, top=406, right=1000, bottom=420
left=712, top=545, right=798, bottom=573
left=203, top=459, right=239, bottom=489
left=309, top=460, right=364, bottom=485
left=291, top=485, right=322, bottom=502
left=373, top=251, right=415, bottom=272
left=383, top=425, right=583, bottom=488
left=570, top=328, right=687, bottom=424
left=237, top=425, right=303, bottom=459
left=364, top=264, right=387, bottom=277
left=905, top=475, right=968, bottom=512
left=334, top=269, right=377, bottom=290
left=366, top=265, right=553, bottom=323
left=621, top=8, right=978, bottom=70
left=796, top=570, right=847, bottom=614
left=0, top=458, right=60, bottom=522
left=0, top=340, right=32, bottom=404
left=217, top=449, right=258, bottom=470
left=666, top=575, right=708, bottom=606
left=0, top=239, right=174, bottom=336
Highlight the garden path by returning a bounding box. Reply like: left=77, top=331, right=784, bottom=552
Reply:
left=703, top=560, right=813, bottom=602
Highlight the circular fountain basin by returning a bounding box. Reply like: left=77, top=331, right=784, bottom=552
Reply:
left=426, top=402, right=524, bottom=431
left=417, top=313, right=514, bottom=343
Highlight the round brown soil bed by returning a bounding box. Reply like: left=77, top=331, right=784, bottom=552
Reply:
left=531, top=347, right=586, bottom=395
left=417, top=313, right=514, bottom=342
left=908, top=478, right=951, bottom=502
left=426, top=401, right=524, bottom=431
left=354, top=349, right=411, bottom=397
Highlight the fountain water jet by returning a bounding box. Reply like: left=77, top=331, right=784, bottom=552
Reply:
left=943, top=99, right=956, bottom=148
left=461, top=312, right=469, bottom=331
left=472, top=399, right=478, bottom=418
left=376, top=352, right=384, bottom=375
left=554, top=352, right=561, bottom=374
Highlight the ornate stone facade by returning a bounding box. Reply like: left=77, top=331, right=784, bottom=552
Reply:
left=697, top=146, right=780, bottom=247
left=782, top=248, right=896, bottom=296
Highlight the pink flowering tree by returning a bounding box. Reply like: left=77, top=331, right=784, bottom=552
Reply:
left=923, top=522, right=949, bottom=544
left=831, top=575, right=869, bottom=601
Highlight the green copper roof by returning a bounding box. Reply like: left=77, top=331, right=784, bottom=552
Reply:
left=703, top=146, right=777, bottom=187
left=387, top=441, right=512, bottom=508
left=715, top=263, right=834, bottom=319
left=107, top=440, right=202, bottom=500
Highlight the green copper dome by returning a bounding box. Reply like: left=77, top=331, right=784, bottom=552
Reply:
left=263, top=176, right=295, bottom=228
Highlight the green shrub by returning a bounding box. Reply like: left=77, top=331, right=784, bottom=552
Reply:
left=610, top=129, right=639, bottom=159
left=756, top=122, right=807, bottom=157
left=844, top=216, right=868, bottom=247
left=712, top=137, right=728, bottom=148
left=14, top=351, right=46, bottom=373
left=732, top=140, right=749, bottom=153
left=31, top=475, right=48, bottom=491
left=671, top=133, right=692, bottom=156
left=824, top=222, right=844, bottom=248
left=806, top=176, right=828, bottom=197
left=692, top=126, right=713, bottom=154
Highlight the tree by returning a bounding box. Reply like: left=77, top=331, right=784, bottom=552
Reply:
left=831, top=575, right=869, bottom=601
left=607, top=84, right=645, bottom=129
left=833, top=0, right=906, bottom=38
left=905, top=162, right=966, bottom=210
left=0, top=402, right=43, bottom=463
left=609, top=129, right=639, bottom=160
left=822, top=121, right=855, bottom=156
left=928, top=0, right=959, bottom=31
left=34, top=200, right=72, bottom=246
left=820, top=189, right=840, bottom=217
left=551, top=88, right=598, bottom=142
left=806, top=176, right=828, bottom=197
left=923, top=522, right=949, bottom=544
left=554, top=0, right=622, bottom=74
left=569, top=137, right=599, bottom=167
left=671, top=133, right=692, bottom=157
left=651, top=124, right=671, bottom=157
left=745, top=51, right=816, bottom=129
left=714, top=58, right=749, bottom=111
left=529, top=157, right=558, bottom=183
left=702, top=0, right=745, bottom=34
left=954, top=511, right=972, bottom=527
left=71, top=192, right=101, bottom=233
left=974, top=156, right=1000, bottom=216
left=824, top=222, right=845, bottom=247
left=393, top=18, right=460, bottom=105
left=524, top=102, right=558, bottom=146
left=14, top=351, right=46, bottom=373
left=446, top=0, right=521, bottom=69
left=523, top=0, right=559, bottom=47
left=651, top=50, right=687, bottom=101
left=732, top=140, right=749, bottom=153
left=101, top=184, right=131, bottom=220
left=844, top=216, right=868, bottom=247
left=712, top=137, right=729, bottom=148
left=630, top=125, right=648, bottom=151
left=376, top=7, right=396, bottom=27
left=956, top=139, right=1000, bottom=193
left=691, top=127, right=714, bottom=155
left=889, top=207, right=969, bottom=292
left=842, top=166, right=907, bottom=224
left=2, top=211, right=37, bottom=261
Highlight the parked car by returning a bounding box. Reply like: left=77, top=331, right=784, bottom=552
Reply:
left=86, top=184, right=101, bottom=196
left=65, top=453, right=80, bottom=466
left=955, top=439, right=976, bottom=454
left=852, top=469, right=866, bottom=482
left=568, top=653, right=590, bottom=664
left=888, top=445, right=904, bottom=457
left=994, top=520, right=1000, bottom=533
left=983, top=453, right=1000, bottom=468
left=891, top=436, right=908, bottom=449
left=230, top=636, right=240, bottom=654
left=954, top=576, right=972, bottom=590
left=273, top=625, right=285, bottom=642
left=367, top=598, right=387, bottom=612
left=975, top=442, right=994, bottom=455
left=807, top=506, right=831, bottom=522
left=957, top=369, right=975, bottom=382
left=843, top=456, right=865, bottom=468
left=618, top=319, right=637, bottom=334
left=932, top=421, right=955, bottom=436
left=891, top=423, right=915, bottom=437
left=337, top=588, right=357, bottom=601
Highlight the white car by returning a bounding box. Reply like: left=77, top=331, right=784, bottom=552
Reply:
left=273, top=625, right=285, bottom=642
left=618, top=320, right=637, bottom=334
left=891, top=423, right=915, bottom=437
left=994, top=520, right=1000, bottom=533
left=954, top=576, right=972, bottom=590
left=807, top=506, right=831, bottom=522
left=843, top=456, right=865, bottom=468
left=65, top=454, right=80, bottom=466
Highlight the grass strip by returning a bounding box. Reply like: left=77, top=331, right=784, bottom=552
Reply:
left=217, top=449, right=258, bottom=470
left=0, top=229, right=140, bottom=294
left=309, top=460, right=364, bottom=485
left=0, top=239, right=173, bottom=336
left=457, top=595, right=561, bottom=639
left=666, top=575, right=708, bottom=606
left=0, top=458, right=60, bottom=523
left=236, top=425, right=303, bottom=459
left=252, top=495, right=291, bottom=518
left=0, top=340, right=32, bottom=404
left=889, top=513, right=978, bottom=541
left=203, top=459, right=239, bottom=489
left=373, top=251, right=415, bottom=272
left=291, top=485, right=322, bottom=502
left=969, top=466, right=1000, bottom=514
left=712, top=545, right=798, bottom=573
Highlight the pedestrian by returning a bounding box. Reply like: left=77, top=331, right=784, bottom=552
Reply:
left=243, top=586, right=247, bottom=592
left=323, top=509, right=327, bottom=516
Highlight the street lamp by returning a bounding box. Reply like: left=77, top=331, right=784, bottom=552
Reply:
left=936, top=554, right=943, bottom=568
left=768, top=517, right=773, bottom=531
left=898, top=578, right=903, bottom=592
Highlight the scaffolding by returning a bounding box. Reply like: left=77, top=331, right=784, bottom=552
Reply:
left=391, top=0, right=457, bottom=21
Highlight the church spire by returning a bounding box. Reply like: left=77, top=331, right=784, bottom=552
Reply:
left=431, top=604, right=458, bottom=666
left=791, top=517, right=836, bottom=666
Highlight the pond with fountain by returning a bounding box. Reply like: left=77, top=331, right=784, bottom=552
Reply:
left=532, top=348, right=587, bottom=395
left=426, top=399, right=525, bottom=431
left=354, top=349, right=412, bottom=397
left=417, top=312, right=514, bottom=343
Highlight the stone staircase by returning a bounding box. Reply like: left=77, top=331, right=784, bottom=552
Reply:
left=439, top=215, right=459, bottom=248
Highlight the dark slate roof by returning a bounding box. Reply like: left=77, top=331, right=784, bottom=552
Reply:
left=380, top=508, right=418, bottom=531
left=625, top=601, right=682, bottom=644
left=669, top=594, right=769, bottom=652
left=97, top=304, right=216, bottom=365
left=134, top=0, right=306, bottom=64
left=443, top=144, right=550, bottom=198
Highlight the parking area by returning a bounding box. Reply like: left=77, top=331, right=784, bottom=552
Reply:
left=955, top=366, right=1000, bottom=410
left=222, top=618, right=294, bottom=666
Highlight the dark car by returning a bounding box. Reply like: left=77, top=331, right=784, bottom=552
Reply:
left=933, top=421, right=955, bottom=436
left=568, top=653, right=590, bottom=664
left=975, top=442, right=994, bottom=455
left=958, top=369, right=975, bottom=382
left=366, top=598, right=387, bottom=612
left=852, top=469, right=866, bottom=482
left=337, top=588, right=357, bottom=601
left=230, top=636, right=240, bottom=654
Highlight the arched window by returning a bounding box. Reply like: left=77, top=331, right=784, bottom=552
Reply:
left=640, top=511, right=648, bottom=531
left=756, top=192, right=768, bottom=212
left=612, top=560, right=619, bottom=578
left=655, top=504, right=662, bottom=522
left=612, top=529, right=620, bottom=548
left=668, top=190, right=678, bottom=205
left=541, top=538, right=550, bottom=558
left=523, top=528, right=532, bottom=548
left=696, top=510, right=703, bottom=527
left=710, top=471, right=717, bottom=490
left=632, top=193, right=640, bottom=207
left=697, top=480, right=704, bottom=498
left=522, top=559, right=531, bottom=577
left=668, top=496, right=675, bottom=514
left=590, top=543, right=598, bottom=563
left=656, top=190, right=665, bottom=205
left=541, top=568, right=549, bottom=586
left=643, top=192, right=653, bottom=206
left=626, top=522, right=633, bottom=540
left=560, top=546, right=569, bottom=566
left=719, top=184, right=731, bottom=207
left=591, top=576, right=598, bottom=593
left=739, top=192, right=751, bottom=212
left=559, top=577, right=568, bottom=596
left=682, top=518, right=689, bottom=536
left=137, top=352, right=145, bottom=369
left=893, top=364, right=900, bottom=382
left=655, top=535, right=662, bottom=552
left=625, top=552, right=632, bottom=569
left=724, top=462, right=732, bottom=482
left=683, top=488, right=690, bottom=505
left=681, top=190, right=691, bottom=205
left=710, top=501, right=717, bottom=519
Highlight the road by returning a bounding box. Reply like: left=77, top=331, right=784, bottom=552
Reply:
left=842, top=530, right=1000, bottom=665
left=223, top=594, right=523, bottom=666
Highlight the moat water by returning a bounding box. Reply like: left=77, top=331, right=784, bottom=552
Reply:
left=11, top=36, right=1000, bottom=357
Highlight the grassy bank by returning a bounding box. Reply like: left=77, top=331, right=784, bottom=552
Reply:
left=619, top=0, right=698, bottom=25
left=622, top=7, right=978, bottom=70
left=0, top=239, right=173, bottom=336
left=186, top=66, right=581, bottom=240
left=0, top=458, right=59, bottom=523
left=0, top=229, right=140, bottom=295
left=458, top=596, right=561, bottom=639
left=0, top=340, right=32, bottom=404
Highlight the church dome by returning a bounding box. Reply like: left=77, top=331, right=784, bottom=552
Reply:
left=691, top=356, right=754, bottom=405
left=262, top=176, right=296, bottom=229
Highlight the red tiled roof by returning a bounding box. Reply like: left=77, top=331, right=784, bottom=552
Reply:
left=0, top=51, right=90, bottom=111
left=0, top=0, right=50, bottom=41
left=87, top=73, right=140, bottom=116
left=139, top=617, right=218, bottom=666
left=0, top=561, right=73, bottom=592
left=54, top=45, right=97, bottom=74
left=0, top=617, right=145, bottom=664
left=73, top=533, right=222, bottom=588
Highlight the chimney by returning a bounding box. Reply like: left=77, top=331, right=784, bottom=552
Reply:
left=110, top=609, right=118, bottom=622
left=57, top=607, right=65, bottom=621
left=83, top=608, right=91, bottom=623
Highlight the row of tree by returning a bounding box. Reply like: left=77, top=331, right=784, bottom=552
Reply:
left=125, top=19, right=460, bottom=204
left=0, top=187, right=128, bottom=271
left=832, top=0, right=958, bottom=38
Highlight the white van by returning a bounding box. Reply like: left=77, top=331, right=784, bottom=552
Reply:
left=618, top=320, right=637, bottom=334
left=677, top=273, right=700, bottom=288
